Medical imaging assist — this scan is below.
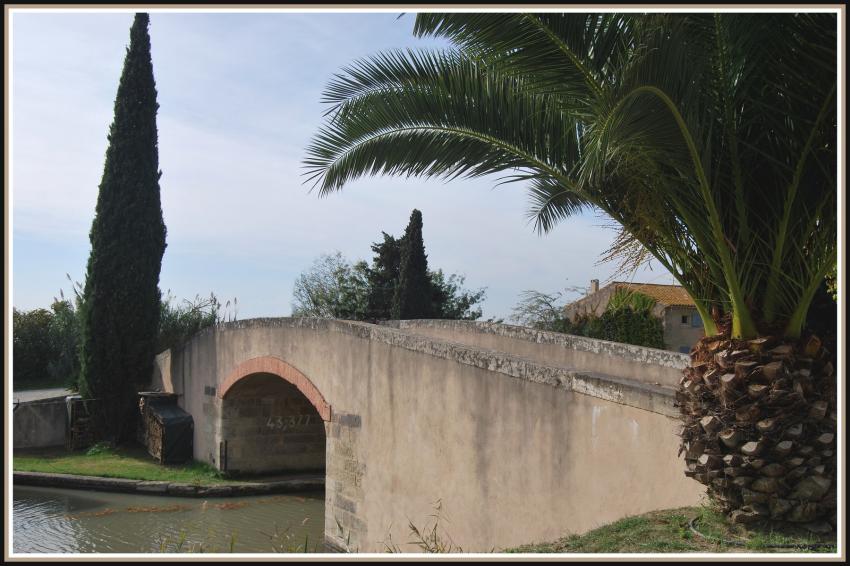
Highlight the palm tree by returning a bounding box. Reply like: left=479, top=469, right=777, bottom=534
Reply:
left=305, top=13, right=837, bottom=525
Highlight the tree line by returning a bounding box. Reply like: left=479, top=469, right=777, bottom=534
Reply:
left=13, top=287, right=234, bottom=392
left=291, top=209, right=487, bottom=322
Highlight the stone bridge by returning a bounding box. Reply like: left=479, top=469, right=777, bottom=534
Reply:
left=151, top=318, right=704, bottom=552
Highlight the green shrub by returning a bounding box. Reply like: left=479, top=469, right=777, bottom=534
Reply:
left=13, top=308, right=55, bottom=385
left=13, top=287, right=230, bottom=391
left=47, top=298, right=82, bottom=387
left=567, top=292, right=665, bottom=349
left=157, top=292, right=233, bottom=352
left=13, top=299, right=81, bottom=390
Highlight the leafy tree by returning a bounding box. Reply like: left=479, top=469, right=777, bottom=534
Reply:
left=291, top=238, right=485, bottom=322
left=393, top=209, right=432, bottom=319
left=46, top=299, right=82, bottom=388
left=510, top=286, right=584, bottom=332
left=292, top=211, right=486, bottom=321
left=12, top=299, right=81, bottom=390
left=77, top=13, right=167, bottom=443
left=429, top=270, right=485, bottom=320
left=305, top=13, right=837, bottom=520
left=13, top=308, right=55, bottom=387
left=13, top=287, right=229, bottom=391
left=364, top=229, right=486, bottom=321
left=291, top=252, right=370, bottom=319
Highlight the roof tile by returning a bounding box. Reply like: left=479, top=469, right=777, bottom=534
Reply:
left=613, top=282, right=695, bottom=307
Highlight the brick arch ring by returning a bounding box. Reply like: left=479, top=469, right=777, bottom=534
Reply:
left=218, top=356, right=332, bottom=422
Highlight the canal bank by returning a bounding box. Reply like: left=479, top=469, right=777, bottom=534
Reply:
left=14, top=471, right=323, bottom=497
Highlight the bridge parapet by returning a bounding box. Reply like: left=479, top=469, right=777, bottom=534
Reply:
left=384, top=319, right=688, bottom=389
left=179, top=317, right=680, bottom=416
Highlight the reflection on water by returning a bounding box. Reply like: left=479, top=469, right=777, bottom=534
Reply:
left=13, top=485, right=325, bottom=553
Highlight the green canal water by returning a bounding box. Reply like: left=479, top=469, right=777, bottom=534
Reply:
left=12, top=485, right=326, bottom=553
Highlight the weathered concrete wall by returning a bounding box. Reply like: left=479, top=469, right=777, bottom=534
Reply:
left=162, top=318, right=703, bottom=552
left=387, top=319, right=688, bottom=389
left=13, top=397, right=66, bottom=449
left=220, top=373, right=325, bottom=474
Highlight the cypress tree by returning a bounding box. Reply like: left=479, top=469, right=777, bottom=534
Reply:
left=78, top=13, right=167, bottom=443
left=365, top=232, right=402, bottom=320
left=392, top=209, right=431, bottom=319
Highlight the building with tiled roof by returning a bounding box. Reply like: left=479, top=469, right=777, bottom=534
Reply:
left=610, top=282, right=696, bottom=308
left=563, top=280, right=704, bottom=353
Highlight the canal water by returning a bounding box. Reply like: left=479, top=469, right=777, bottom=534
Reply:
left=12, top=485, right=326, bottom=553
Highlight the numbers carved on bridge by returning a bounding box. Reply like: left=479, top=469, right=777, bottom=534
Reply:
left=265, top=414, right=314, bottom=431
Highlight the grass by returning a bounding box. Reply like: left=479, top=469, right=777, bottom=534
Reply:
left=507, top=506, right=837, bottom=554
left=139, top=503, right=836, bottom=554
left=13, top=377, right=74, bottom=392
left=13, top=443, right=228, bottom=485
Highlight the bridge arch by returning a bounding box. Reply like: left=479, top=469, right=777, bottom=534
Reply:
left=219, top=356, right=331, bottom=421
left=217, top=356, right=331, bottom=475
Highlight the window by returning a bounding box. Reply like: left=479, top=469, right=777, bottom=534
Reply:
left=692, top=313, right=702, bottom=328
left=681, top=314, right=689, bottom=325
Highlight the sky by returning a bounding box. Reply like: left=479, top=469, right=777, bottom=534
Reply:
left=10, top=9, right=679, bottom=322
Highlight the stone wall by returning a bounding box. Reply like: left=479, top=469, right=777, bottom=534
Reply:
left=13, top=397, right=66, bottom=449
left=324, top=412, right=366, bottom=551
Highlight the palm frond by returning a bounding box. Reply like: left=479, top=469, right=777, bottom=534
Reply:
left=304, top=50, right=582, bottom=196
left=304, top=12, right=838, bottom=339
left=525, top=176, right=592, bottom=235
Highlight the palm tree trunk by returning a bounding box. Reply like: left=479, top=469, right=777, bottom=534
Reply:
left=677, top=330, right=836, bottom=526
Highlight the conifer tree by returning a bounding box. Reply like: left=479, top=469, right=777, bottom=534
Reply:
left=78, top=13, right=167, bottom=443
left=392, top=209, right=431, bottom=319
left=365, top=232, right=402, bottom=320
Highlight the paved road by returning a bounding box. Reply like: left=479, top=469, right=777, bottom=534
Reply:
left=12, top=388, right=74, bottom=404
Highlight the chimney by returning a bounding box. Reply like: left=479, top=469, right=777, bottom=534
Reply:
left=589, top=279, right=599, bottom=295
